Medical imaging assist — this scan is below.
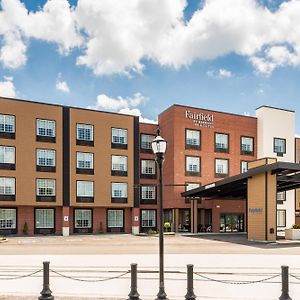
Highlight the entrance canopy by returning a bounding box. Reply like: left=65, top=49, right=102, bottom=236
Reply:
left=182, top=162, right=300, bottom=199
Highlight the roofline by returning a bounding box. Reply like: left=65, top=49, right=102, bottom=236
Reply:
left=256, top=105, right=295, bottom=113
left=159, top=104, right=257, bottom=119
left=0, top=96, right=138, bottom=119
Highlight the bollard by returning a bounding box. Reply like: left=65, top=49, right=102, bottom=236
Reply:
left=279, top=265, right=292, bottom=300
left=185, top=264, right=196, bottom=300
left=38, top=261, right=54, bottom=300
left=128, top=263, right=141, bottom=300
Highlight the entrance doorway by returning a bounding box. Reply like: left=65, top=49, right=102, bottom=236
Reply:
left=178, top=209, right=190, bottom=232
left=220, top=213, right=244, bottom=233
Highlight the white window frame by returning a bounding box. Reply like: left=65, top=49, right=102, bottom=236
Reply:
left=77, top=181, right=94, bottom=197
left=241, top=136, right=254, bottom=153
left=141, top=210, right=156, bottom=227
left=215, top=159, right=229, bottom=175
left=186, top=156, right=200, bottom=173
left=0, top=146, right=15, bottom=164
left=76, top=123, right=94, bottom=141
left=186, top=183, right=200, bottom=191
left=35, top=209, right=55, bottom=229
left=215, top=133, right=229, bottom=150
left=112, top=182, right=128, bottom=198
left=36, top=149, right=56, bottom=167
left=74, top=209, right=92, bottom=228
left=186, top=129, right=200, bottom=146
left=141, top=160, right=156, bottom=175
left=274, top=138, right=286, bottom=154
left=107, top=209, right=124, bottom=228
left=141, top=185, right=156, bottom=200
left=0, top=114, right=15, bottom=133
left=112, top=128, right=128, bottom=144
left=277, top=191, right=286, bottom=202
left=0, top=177, right=15, bottom=195
left=76, top=152, right=94, bottom=169
left=36, top=179, right=55, bottom=196
left=141, top=134, right=155, bottom=149
left=0, top=208, right=16, bottom=229
left=277, top=209, right=286, bottom=227
left=36, top=119, right=56, bottom=137
left=241, top=161, right=248, bottom=173
left=112, top=155, right=127, bottom=172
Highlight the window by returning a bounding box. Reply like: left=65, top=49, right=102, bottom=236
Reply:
left=274, top=138, right=286, bottom=156
left=141, top=134, right=155, bottom=150
left=76, top=124, right=94, bottom=146
left=107, top=210, right=123, bottom=228
left=186, top=183, right=200, bottom=191
left=0, top=146, right=15, bottom=169
left=74, top=209, right=92, bottom=228
left=241, top=161, right=248, bottom=173
left=141, top=160, right=156, bottom=178
left=0, top=177, right=15, bottom=199
left=35, top=209, right=54, bottom=229
left=186, top=129, right=200, bottom=149
left=186, top=156, right=200, bottom=176
left=215, top=159, right=229, bottom=177
left=141, top=186, right=156, bottom=200
left=112, top=128, right=128, bottom=149
left=36, top=179, right=55, bottom=196
left=76, top=152, right=94, bottom=170
left=0, top=208, right=16, bottom=229
left=277, top=210, right=286, bottom=227
left=141, top=210, right=156, bottom=228
left=77, top=181, right=94, bottom=198
left=215, top=133, right=229, bottom=153
left=36, top=119, right=56, bottom=139
left=111, top=183, right=127, bottom=203
left=277, top=191, right=286, bottom=204
left=36, top=149, right=55, bottom=171
left=241, top=136, right=254, bottom=155
left=111, top=155, right=128, bottom=176
left=0, top=114, right=15, bottom=139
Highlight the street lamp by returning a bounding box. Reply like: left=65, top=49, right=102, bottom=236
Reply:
left=152, top=129, right=168, bottom=300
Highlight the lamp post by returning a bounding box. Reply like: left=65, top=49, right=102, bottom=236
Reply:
left=152, top=129, right=168, bottom=300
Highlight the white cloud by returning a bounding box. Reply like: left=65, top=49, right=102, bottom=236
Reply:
left=1, top=0, right=300, bottom=75
left=90, top=92, right=157, bottom=124
left=219, top=69, right=232, bottom=78
left=206, top=68, right=232, bottom=78
left=0, top=76, right=16, bottom=97
left=56, top=80, right=70, bottom=93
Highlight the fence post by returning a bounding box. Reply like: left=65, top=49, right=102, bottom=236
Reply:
left=279, top=265, right=292, bottom=300
left=38, top=261, right=54, bottom=300
left=128, top=263, right=141, bottom=300
left=185, top=264, right=196, bottom=300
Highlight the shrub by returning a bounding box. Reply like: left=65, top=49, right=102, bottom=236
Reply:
left=147, top=229, right=157, bottom=234
left=23, top=222, right=29, bottom=235
left=292, top=224, right=300, bottom=229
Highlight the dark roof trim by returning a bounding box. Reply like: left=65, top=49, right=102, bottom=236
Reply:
left=256, top=105, right=295, bottom=113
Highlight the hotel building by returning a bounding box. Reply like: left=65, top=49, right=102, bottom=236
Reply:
left=0, top=96, right=297, bottom=235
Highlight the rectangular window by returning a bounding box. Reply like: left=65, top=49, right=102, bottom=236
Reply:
left=77, top=181, right=94, bottom=197
left=0, top=146, right=15, bottom=169
left=186, top=129, right=200, bottom=149
left=0, top=114, right=15, bottom=133
left=76, top=152, right=94, bottom=169
left=36, top=149, right=55, bottom=167
left=241, top=136, right=254, bottom=155
left=35, top=209, right=54, bottom=229
left=274, top=138, right=286, bottom=156
left=186, top=156, right=200, bottom=176
left=141, top=210, right=156, bottom=228
left=215, top=133, right=229, bottom=153
left=112, top=128, right=128, bottom=149
left=74, top=209, right=92, bottom=228
left=141, top=134, right=155, bottom=150
left=111, top=155, right=128, bottom=176
left=277, top=191, right=286, bottom=204
left=277, top=209, right=286, bottom=227
left=107, top=209, right=124, bottom=228
left=76, top=124, right=94, bottom=142
left=186, top=183, right=200, bottom=191
left=0, top=208, right=16, bottom=229
left=241, top=161, right=248, bottom=173
left=215, top=159, right=229, bottom=177
left=0, top=177, right=15, bottom=195
left=37, top=119, right=56, bottom=137
left=141, top=160, right=156, bottom=176
left=111, top=182, right=128, bottom=203
left=36, top=179, right=55, bottom=196
left=141, top=186, right=156, bottom=200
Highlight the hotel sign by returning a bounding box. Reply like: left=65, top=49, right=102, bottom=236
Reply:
left=185, top=110, right=214, bottom=128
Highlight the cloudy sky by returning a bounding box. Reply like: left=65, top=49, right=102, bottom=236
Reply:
left=1, top=0, right=300, bottom=129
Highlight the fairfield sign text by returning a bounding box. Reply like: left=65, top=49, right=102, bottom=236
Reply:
left=185, top=110, right=214, bottom=128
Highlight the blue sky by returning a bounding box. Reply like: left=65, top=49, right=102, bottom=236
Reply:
left=1, top=0, right=300, bottom=130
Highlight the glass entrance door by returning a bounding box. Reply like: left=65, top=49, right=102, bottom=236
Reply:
left=220, top=213, right=244, bottom=232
